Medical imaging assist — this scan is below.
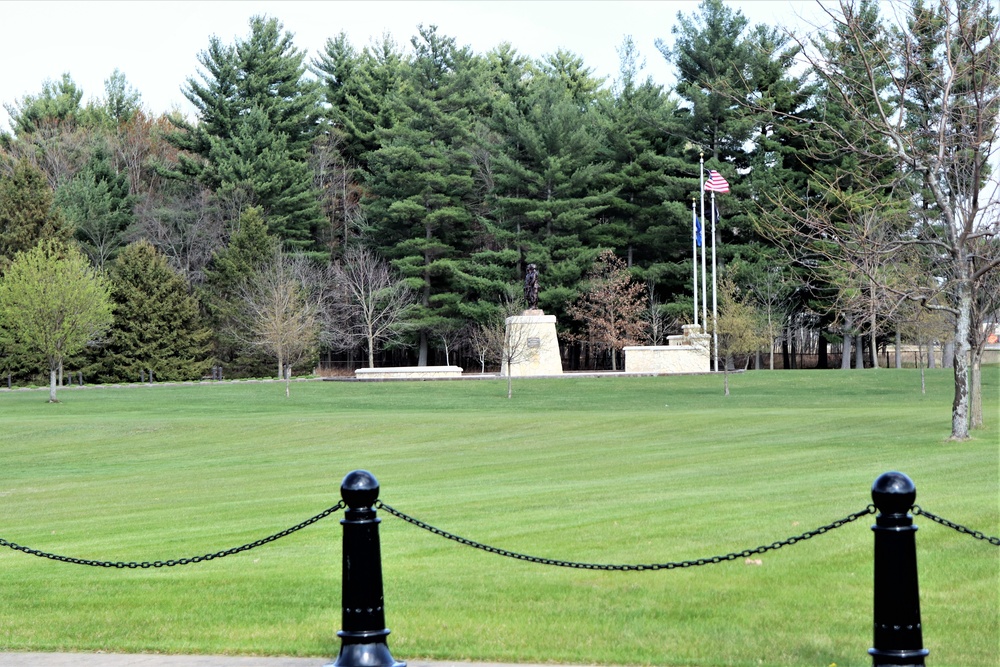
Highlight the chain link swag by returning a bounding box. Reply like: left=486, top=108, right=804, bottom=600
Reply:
left=3, top=501, right=996, bottom=570
left=0, top=501, right=345, bottom=568
left=912, top=506, right=1000, bottom=546
left=376, top=501, right=877, bottom=571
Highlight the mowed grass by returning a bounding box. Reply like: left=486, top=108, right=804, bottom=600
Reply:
left=0, top=369, right=997, bottom=667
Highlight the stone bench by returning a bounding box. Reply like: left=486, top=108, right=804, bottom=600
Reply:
left=354, top=366, right=464, bottom=380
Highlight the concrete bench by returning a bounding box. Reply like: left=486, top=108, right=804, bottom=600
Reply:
left=354, top=366, right=464, bottom=380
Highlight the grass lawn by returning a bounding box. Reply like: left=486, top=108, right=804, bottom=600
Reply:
left=0, top=368, right=997, bottom=667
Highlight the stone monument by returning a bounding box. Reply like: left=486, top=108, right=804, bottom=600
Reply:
left=501, top=265, right=563, bottom=376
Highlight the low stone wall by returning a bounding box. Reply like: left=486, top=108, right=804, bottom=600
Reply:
left=624, top=324, right=711, bottom=374
left=355, top=366, right=464, bottom=380
left=623, top=345, right=710, bottom=374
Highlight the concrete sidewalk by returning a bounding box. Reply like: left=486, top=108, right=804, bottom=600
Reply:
left=0, top=656, right=565, bottom=667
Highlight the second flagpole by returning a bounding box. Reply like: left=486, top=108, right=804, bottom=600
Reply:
left=711, top=190, right=719, bottom=373
left=699, top=154, right=707, bottom=329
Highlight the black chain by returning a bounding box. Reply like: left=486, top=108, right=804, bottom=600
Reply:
left=0, top=501, right=345, bottom=568
left=912, top=506, right=1000, bottom=546
left=376, top=501, right=876, bottom=571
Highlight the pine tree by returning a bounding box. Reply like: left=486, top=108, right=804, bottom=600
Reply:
left=659, top=0, right=756, bottom=163
left=54, top=145, right=135, bottom=270
left=486, top=56, right=614, bottom=321
left=90, top=240, right=212, bottom=383
left=363, top=26, right=482, bottom=364
left=0, top=159, right=71, bottom=271
left=602, top=37, right=693, bottom=315
left=169, top=16, right=324, bottom=249
left=3, top=73, right=84, bottom=137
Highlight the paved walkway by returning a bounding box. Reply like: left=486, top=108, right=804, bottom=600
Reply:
left=1, top=656, right=569, bottom=667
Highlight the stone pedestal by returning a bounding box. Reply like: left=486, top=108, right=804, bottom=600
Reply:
left=502, top=311, right=563, bottom=376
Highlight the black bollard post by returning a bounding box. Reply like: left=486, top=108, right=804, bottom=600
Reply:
left=328, top=470, right=405, bottom=667
left=869, top=471, right=928, bottom=667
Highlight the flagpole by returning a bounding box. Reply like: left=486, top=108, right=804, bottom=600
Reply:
left=699, top=154, right=707, bottom=330
left=711, top=190, right=719, bottom=373
left=691, top=198, right=698, bottom=326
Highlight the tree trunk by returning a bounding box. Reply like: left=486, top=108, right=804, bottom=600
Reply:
left=970, top=353, right=982, bottom=430
left=418, top=330, right=428, bottom=366
left=928, top=342, right=936, bottom=368
left=724, top=367, right=730, bottom=396
left=817, top=334, right=828, bottom=369
left=841, top=320, right=852, bottom=370
left=942, top=341, right=955, bottom=369
left=367, top=335, right=375, bottom=368
left=870, top=331, right=879, bottom=369
left=48, top=367, right=58, bottom=403
left=507, top=373, right=513, bottom=399
left=789, top=324, right=797, bottom=369
left=855, top=334, right=864, bottom=369
left=918, top=343, right=926, bottom=394
left=950, top=288, right=973, bottom=440
left=895, top=330, right=902, bottom=369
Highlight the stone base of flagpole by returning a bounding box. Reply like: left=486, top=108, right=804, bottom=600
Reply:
left=624, top=324, right=710, bottom=374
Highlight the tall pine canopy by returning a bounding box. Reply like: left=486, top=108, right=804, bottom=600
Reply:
left=169, top=16, right=324, bottom=250
left=363, top=26, right=483, bottom=364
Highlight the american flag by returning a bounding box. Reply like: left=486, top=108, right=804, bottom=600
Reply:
left=704, top=169, right=730, bottom=193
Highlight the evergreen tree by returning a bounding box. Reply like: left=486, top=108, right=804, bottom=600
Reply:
left=313, top=32, right=406, bottom=167
left=201, top=206, right=281, bottom=377
left=658, top=0, right=756, bottom=164
left=169, top=16, right=324, bottom=249
left=91, top=240, right=212, bottom=383
left=54, top=145, right=135, bottom=270
left=602, top=37, right=693, bottom=316
left=363, top=26, right=483, bottom=364
left=0, top=159, right=70, bottom=271
left=3, top=73, right=84, bottom=137
left=486, top=55, right=614, bottom=321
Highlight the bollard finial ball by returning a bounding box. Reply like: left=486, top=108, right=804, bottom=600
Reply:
left=341, top=470, right=380, bottom=509
left=871, top=471, right=916, bottom=515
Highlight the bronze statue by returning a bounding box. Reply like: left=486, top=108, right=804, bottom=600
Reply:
left=524, top=263, right=539, bottom=310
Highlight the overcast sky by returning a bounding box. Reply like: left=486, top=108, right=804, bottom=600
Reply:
left=1, top=1, right=834, bottom=132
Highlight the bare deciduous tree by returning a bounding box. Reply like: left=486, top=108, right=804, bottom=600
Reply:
left=311, top=133, right=366, bottom=256
left=331, top=245, right=414, bottom=368
left=134, top=182, right=225, bottom=284
left=231, top=250, right=322, bottom=397
left=567, top=250, right=646, bottom=371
